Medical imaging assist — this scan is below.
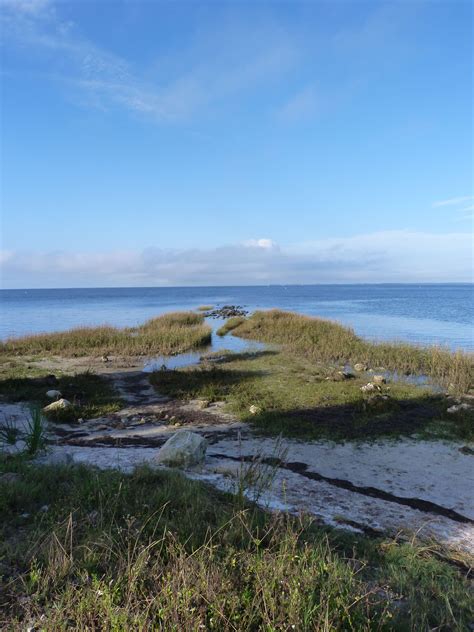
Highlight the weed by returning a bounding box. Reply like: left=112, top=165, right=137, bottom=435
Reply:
left=24, top=407, right=45, bottom=455
left=0, top=417, right=21, bottom=445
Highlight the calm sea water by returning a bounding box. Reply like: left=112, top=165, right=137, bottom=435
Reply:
left=0, top=285, right=472, bottom=351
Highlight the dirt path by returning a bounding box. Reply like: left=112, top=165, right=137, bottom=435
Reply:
left=3, top=361, right=474, bottom=561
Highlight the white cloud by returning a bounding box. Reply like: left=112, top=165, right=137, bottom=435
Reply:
left=243, top=238, right=279, bottom=250
left=0, top=1, right=299, bottom=122
left=1, top=231, right=472, bottom=288
left=433, top=196, right=473, bottom=208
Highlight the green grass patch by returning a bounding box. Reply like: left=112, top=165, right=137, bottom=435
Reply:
left=231, top=310, right=473, bottom=394
left=0, top=312, right=212, bottom=358
left=151, top=350, right=472, bottom=440
left=0, top=370, right=122, bottom=423
left=216, top=316, right=246, bottom=336
left=0, top=459, right=471, bottom=630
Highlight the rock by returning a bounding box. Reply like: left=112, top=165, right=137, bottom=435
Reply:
left=39, top=505, right=49, bottom=512
left=195, top=399, right=210, bottom=410
left=46, top=390, right=62, bottom=399
left=365, top=393, right=391, bottom=408
left=155, top=431, right=207, bottom=468
left=354, top=363, right=368, bottom=372
left=101, top=355, right=109, bottom=363
left=373, top=375, right=387, bottom=385
left=206, top=305, right=249, bottom=319
left=459, top=446, right=474, bottom=455
left=447, top=403, right=470, bottom=414
left=327, top=370, right=355, bottom=382
left=249, top=405, right=261, bottom=415
left=0, top=472, right=20, bottom=484
left=43, top=398, right=72, bottom=412
left=361, top=383, right=379, bottom=393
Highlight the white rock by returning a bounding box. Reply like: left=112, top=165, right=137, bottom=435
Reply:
left=354, top=363, right=368, bottom=372
left=155, top=430, right=207, bottom=468
left=373, top=375, right=387, bottom=384
left=447, top=403, right=470, bottom=414
left=43, top=398, right=72, bottom=412
left=360, top=383, right=377, bottom=393
left=249, top=405, right=261, bottom=415
left=46, top=390, right=62, bottom=399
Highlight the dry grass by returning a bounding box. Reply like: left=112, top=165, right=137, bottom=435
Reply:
left=232, top=310, right=473, bottom=394
left=0, top=312, right=211, bottom=358
left=216, top=316, right=246, bottom=336
left=196, top=304, right=214, bottom=311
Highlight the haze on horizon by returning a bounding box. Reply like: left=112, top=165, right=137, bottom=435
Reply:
left=0, top=0, right=472, bottom=289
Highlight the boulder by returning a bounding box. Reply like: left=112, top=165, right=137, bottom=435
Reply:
left=155, top=431, right=207, bottom=468
left=46, top=390, right=62, bottom=399
left=373, top=375, right=387, bottom=385
left=43, top=398, right=72, bottom=412
left=249, top=405, right=261, bottom=415
left=447, top=403, right=470, bottom=414
left=361, top=383, right=378, bottom=393
left=354, top=363, right=368, bottom=372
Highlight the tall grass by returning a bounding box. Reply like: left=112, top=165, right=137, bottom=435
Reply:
left=232, top=310, right=473, bottom=393
left=216, top=316, right=246, bottom=336
left=0, top=312, right=212, bottom=357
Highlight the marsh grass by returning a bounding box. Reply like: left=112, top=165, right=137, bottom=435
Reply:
left=216, top=316, right=246, bottom=336
left=0, top=460, right=471, bottom=630
left=196, top=304, right=214, bottom=311
left=0, top=312, right=211, bottom=358
left=232, top=310, right=473, bottom=394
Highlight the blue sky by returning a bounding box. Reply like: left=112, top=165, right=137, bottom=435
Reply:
left=0, top=0, right=472, bottom=288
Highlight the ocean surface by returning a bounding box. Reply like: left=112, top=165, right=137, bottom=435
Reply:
left=0, top=285, right=473, bottom=351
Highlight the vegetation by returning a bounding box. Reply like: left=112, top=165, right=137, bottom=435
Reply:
left=24, top=407, right=46, bottom=455
left=0, top=459, right=471, bottom=630
left=0, top=312, right=212, bottom=358
left=0, top=370, right=122, bottom=423
left=151, top=350, right=473, bottom=441
left=196, top=304, right=214, bottom=311
left=216, top=316, right=246, bottom=336
left=230, top=310, right=473, bottom=394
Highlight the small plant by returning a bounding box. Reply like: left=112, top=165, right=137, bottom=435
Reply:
left=0, top=416, right=21, bottom=445
left=235, top=434, right=288, bottom=507
left=24, top=406, right=46, bottom=455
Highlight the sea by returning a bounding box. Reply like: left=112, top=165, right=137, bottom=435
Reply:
left=0, top=284, right=473, bottom=352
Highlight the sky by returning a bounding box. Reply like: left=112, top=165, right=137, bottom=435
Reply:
left=0, top=0, right=472, bottom=288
